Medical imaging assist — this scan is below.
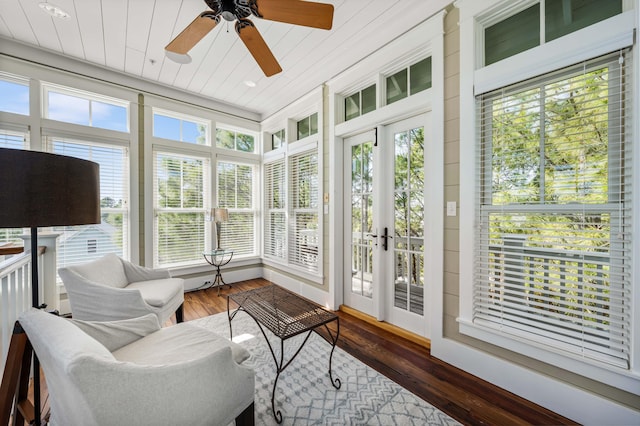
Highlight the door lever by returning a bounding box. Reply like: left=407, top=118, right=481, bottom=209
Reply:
left=366, top=232, right=378, bottom=246
left=381, top=227, right=392, bottom=251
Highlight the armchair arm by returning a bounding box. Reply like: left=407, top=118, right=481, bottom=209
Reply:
left=60, top=268, right=152, bottom=321
left=74, top=347, right=255, bottom=426
left=69, top=314, right=161, bottom=352
left=121, top=259, right=171, bottom=282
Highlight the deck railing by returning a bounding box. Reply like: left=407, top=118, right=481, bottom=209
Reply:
left=0, top=234, right=59, bottom=372
left=0, top=247, right=44, bottom=371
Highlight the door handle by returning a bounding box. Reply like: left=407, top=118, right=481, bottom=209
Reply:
left=366, top=232, right=378, bottom=246
left=381, top=227, right=392, bottom=251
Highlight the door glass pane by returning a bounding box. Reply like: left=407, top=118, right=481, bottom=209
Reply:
left=350, top=141, right=374, bottom=298
left=485, top=4, right=540, bottom=65
left=393, top=127, right=424, bottom=315
left=545, top=0, right=621, bottom=42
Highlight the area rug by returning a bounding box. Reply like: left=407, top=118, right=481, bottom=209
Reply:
left=191, top=312, right=460, bottom=425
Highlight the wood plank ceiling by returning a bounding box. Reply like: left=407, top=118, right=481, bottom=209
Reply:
left=0, top=0, right=442, bottom=119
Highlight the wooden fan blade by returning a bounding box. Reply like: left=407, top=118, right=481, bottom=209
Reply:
left=236, top=21, right=282, bottom=77
left=165, top=13, right=219, bottom=54
left=256, top=0, right=334, bottom=30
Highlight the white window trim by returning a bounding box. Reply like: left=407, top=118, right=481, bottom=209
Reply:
left=457, top=0, right=640, bottom=396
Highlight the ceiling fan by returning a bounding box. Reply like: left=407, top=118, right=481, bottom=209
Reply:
left=165, top=0, right=334, bottom=77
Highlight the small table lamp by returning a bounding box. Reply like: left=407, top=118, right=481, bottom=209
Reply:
left=213, top=208, right=229, bottom=250
left=0, top=148, right=100, bottom=426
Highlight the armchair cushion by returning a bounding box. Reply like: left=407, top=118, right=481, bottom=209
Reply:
left=113, top=322, right=250, bottom=365
left=70, top=314, right=162, bottom=352
left=127, top=278, right=184, bottom=307
left=67, top=253, right=129, bottom=288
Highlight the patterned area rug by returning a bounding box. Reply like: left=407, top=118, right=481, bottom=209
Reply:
left=191, top=312, right=460, bottom=426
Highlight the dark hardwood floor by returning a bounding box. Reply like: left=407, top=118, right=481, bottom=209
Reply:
left=184, top=278, right=577, bottom=426
left=21, top=278, right=577, bottom=425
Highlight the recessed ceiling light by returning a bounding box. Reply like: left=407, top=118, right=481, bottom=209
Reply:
left=165, top=50, right=192, bottom=64
left=244, top=80, right=256, bottom=88
left=38, top=2, right=70, bottom=19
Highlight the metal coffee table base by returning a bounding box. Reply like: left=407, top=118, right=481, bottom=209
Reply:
left=227, top=285, right=341, bottom=423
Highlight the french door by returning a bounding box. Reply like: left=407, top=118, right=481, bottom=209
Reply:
left=344, top=114, right=429, bottom=337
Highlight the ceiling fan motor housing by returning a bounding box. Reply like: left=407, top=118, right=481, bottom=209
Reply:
left=204, top=0, right=261, bottom=21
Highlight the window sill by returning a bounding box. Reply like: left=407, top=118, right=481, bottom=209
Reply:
left=262, top=257, right=323, bottom=285
left=169, top=255, right=262, bottom=277
left=457, top=317, right=640, bottom=396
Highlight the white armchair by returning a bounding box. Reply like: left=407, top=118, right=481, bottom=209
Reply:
left=59, top=253, right=184, bottom=324
left=17, top=309, right=255, bottom=426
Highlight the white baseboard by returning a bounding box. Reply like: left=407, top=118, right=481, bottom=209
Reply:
left=183, top=266, right=263, bottom=292
left=262, top=267, right=331, bottom=308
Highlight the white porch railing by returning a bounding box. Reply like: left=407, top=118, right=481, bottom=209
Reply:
left=0, top=249, right=38, bottom=371
left=0, top=234, right=59, bottom=372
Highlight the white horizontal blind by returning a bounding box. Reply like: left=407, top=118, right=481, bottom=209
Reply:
left=288, top=150, right=319, bottom=272
left=264, top=158, right=286, bottom=260
left=154, top=151, right=208, bottom=268
left=0, top=128, right=29, bottom=244
left=45, top=137, right=130, bottom=270
left=217, top=160, right=256, bottom=256
left=475, top=50, right=632, bottom=368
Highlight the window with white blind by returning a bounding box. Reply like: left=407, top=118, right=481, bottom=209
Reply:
left=289, top=150, right=319, bottom=272
left=0, top=128, right=29, bottom=244
left=473, top=50, right=632, bottom=368
left=45, top=137, right=130, bottom=269
left=264, top=157, right=286, bottom=260
left=217, top=159, right=257, bottom=257
left=153, top=151, right=209, bottom=268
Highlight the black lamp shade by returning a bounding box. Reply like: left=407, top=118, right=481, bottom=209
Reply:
left=0, top=148, right=101, bottom=228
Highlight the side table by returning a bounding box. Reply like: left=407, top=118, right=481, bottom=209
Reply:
left=202, top=249, right=234, bottom=296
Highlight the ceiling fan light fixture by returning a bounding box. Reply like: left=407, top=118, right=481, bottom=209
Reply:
left=165, top=50, right=192, bottom=64
left=38, top=2, right=70, bottom=19
left=221, top=11, right=236, bottom=21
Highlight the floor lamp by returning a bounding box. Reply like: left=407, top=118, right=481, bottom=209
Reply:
left=0, top=148, right=100, bottom=425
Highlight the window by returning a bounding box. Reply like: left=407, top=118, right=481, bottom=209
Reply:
left=296, top=113, right=318, bottom=140
left=474, top=51, right=632, bottom=368
left=345, top=84, right=376, bottom=121
left=271, top=129, right=285, bottom=150
left=153, top=110, right=209, bottom=145
left=0, top=74, right=29, bottom=115
left=154, top=152, right=208, bottom=268
left=217, top=160, right=257, bottom=256
left=484, top=1, right=622, bottom=65
left=216, top=128, right=255, bottom=153
left=43, top=85, right=129, bottom=132
left=386, top=57, right=432, bottom=105
left=289, top=150, right=319, bottom=272
left=47, top=137, right=130, bottom=269
left=264, top=158, right=286, bottom=260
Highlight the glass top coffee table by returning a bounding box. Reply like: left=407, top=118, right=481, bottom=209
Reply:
left=227, top=284, right=341, bottom=423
